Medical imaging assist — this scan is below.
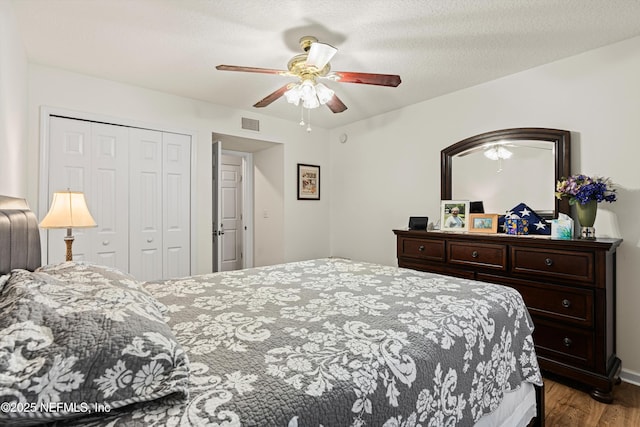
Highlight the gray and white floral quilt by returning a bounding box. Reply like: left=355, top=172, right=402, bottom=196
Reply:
left=1, top=258, right=542, bottom=426
left=0, top=262, right=189, bottom=426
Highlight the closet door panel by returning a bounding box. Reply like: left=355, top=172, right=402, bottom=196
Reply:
left=91, top=123, right=129, bottom=271
left=130, top=128, right=163, bottom=281
left=139, top=248, right=161, bottom=282
left=163, top=133, right=191, bottom=278
left=47, top=117, right=92, bottom=263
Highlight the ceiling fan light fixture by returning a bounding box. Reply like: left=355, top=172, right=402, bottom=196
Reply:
left=302, top=93, right=320, bottom=109
left=284, top=84, right=303, bottom=105
left=300, top=79, right=316, bottom=98
left=315, top=83, right=334, bottom=104
left=285, top=79, right=333, bottom=111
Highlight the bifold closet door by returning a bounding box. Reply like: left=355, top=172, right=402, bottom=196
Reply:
left=47, top=117, right=129, bottom=270
left=162, top=132, right=191, bottom=279
left=129, top=128, right=164, bottom=281
left=129, top=128, right=191, bottom=281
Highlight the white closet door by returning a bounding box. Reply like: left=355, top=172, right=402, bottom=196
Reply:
left=47, top=117, right=92, bottom=263
left=163, top=132, right=191, bottom=279
left=129, top=128, right=163, bottom=281
left=47, top=118, right=130, bottom=268
left=90, top=123, right=129, bottom=271
left=45, top=115, right=192, bottom=281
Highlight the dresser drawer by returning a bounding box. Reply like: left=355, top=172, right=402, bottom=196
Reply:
left=533, top=321, right=594, bottom=369
left=511, top=246, right=594, bottom=283
left=398, top=237, right=445, bottom=262
left=509, top=281, right=594, bottom=327
left=448, top=242, right=507, bottom=270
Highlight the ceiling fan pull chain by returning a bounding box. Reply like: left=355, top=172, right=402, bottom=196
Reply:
left=299, top=104, right=305, bottom=126
left=306, top=108, right=312, bottom=132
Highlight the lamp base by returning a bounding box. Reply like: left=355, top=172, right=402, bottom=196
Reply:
left=64, top=235, right=74, bottom=261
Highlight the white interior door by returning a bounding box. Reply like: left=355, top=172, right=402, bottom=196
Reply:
left=90, top=123, right=129, bottom=270
left=220, top=154, right=243, bottom=271
left=212, top=141, right=222, bottom=272
left=47, top=117, right=92, bottom=263
left=163, top=132, right=191, bottom=279
left=129, top=128, right=163, bottom=281
left=47, top=117, right=129, bottom=268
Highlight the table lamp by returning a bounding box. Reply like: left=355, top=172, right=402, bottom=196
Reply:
left=40, top=190, right=97, bottom=261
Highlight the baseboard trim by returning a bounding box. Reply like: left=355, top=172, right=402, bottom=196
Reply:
left=621, top=368, right=640, bottom=386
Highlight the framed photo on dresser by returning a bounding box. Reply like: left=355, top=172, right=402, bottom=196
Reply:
left=440, top=200, right=470, bottom=231
left=468, top=213, right=499, bottom=233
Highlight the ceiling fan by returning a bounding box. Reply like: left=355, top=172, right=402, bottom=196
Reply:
left=216, top=36, right=401, bottom=114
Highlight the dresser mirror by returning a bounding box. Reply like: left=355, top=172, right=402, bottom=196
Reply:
left=441, top=128, right=571, bottom=219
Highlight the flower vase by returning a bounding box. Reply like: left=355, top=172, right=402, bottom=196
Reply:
left=576, top=200, right=597, bottom=239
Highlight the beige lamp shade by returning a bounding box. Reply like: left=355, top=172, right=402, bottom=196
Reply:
left=40, top=191, right=97, bottom=229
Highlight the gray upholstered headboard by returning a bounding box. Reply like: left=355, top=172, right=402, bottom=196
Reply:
left=0, top=195, right=42, bottom=274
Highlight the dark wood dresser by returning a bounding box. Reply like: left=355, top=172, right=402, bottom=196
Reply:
left=393, top=229, right=622, bottom=403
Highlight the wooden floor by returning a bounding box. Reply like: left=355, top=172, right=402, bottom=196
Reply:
left=544, top=378, right=640, bottom=426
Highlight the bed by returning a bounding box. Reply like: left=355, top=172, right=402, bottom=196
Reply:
left=0, top=196, right=544, bottom=426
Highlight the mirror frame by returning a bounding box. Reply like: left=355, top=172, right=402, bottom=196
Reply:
left=441, top=128, right=571, bottom=219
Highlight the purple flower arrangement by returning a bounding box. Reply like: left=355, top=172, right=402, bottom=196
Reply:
left=555, top=174, right=617, bottom=205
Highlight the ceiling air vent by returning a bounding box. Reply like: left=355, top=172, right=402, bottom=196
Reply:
left=241, top=117, right=260, bottom=132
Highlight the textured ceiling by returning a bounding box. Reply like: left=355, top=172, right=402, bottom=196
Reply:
left=11, top=0, right=640, bottom=129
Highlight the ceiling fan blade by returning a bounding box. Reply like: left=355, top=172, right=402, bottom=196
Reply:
left=332, top=71, right=401, bottom=87
left=325, top=94, right=347, bottom=113
left=306, top=42, right=337, bottom=70
left=253, top=84, right=291, bottom=108
left=216, top=64, right=288, bottom=75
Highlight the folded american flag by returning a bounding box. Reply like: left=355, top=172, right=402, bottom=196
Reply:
left=502, top=202, right=551, bottom=235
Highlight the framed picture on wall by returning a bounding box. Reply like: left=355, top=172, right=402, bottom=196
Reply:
left=297, top=164, right=320, bottom=200
left=468, top=213, right=499, bottom=233
left=440, top=200, right=470, bottom=231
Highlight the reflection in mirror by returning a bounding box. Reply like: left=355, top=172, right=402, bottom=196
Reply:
left=453, top=140, right=555, bottom=215
left=441, top=128, right=571, bottom=219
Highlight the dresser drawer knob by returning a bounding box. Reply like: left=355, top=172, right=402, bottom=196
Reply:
left=418, top=245, right=425, bottom=252
left=563, top=337, right=572, bottom=347
left=472, top=251, right=479, bottom=258
left=562, top=299, right=571, bottom=308
left=545, top=258, right=553, bottom=266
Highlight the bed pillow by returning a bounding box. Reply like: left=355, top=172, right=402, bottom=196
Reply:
left=36, top=261, right=168, bottom=315
left=0, top=265, right=189, bottom=426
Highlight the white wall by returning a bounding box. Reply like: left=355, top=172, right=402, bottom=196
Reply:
left=0, top=0, right=28, bottom=198
left=26, top=64, right=331, bottom=274
left=329, top=36, right=640, bottom=378
left=254, top=144, right=285, bottom=266
left=284, top=134, right=332, bottom=263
